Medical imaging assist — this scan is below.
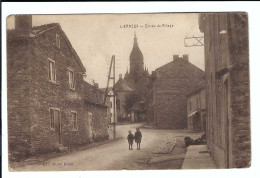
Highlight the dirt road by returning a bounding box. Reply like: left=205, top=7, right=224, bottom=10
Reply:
left=13, top=123, right=202, bottom=171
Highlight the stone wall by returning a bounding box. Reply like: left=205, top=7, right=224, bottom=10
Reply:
left=7, top=37, right=32, bottom=160
left=152, top=57, right=205, bottom=129
left=199, top=13, right=250, bottom=168
left=229, top=13, right=250, bottom=168
left=85, top=104, right=109, bottom=142
left=8, top=24, right=109, bottom=161
left=27, top=26, right=89, bottom=154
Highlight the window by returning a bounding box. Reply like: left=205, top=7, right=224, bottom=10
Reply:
left=68, top=69, right=75, bottom=89
left=71, top=111, right=78, bottom=131
left=48, top=58, right=56, bottom=82
left=56, top=34, right=60, bottom=48
left=190, top=101, right=192, bottom=111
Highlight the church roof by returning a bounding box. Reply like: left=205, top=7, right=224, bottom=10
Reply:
left=114, top=78, right=136, bottom=92
left=130, top=33, right=143, bottom=63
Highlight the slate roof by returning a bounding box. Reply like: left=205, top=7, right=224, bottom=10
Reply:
left=32, top=23, right=59, bottom=33
left=83, top=82, right=108, bottom=107
left=186, top=81, right=205, bottom=96
left=100, top=87, right=113, bottom=93
left=155, top=57, right=205, bottom=95
left=8, top=23, right=86, bottom=72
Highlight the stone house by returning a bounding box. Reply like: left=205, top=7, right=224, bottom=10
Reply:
left=7, top=15, right=109, bottom=161
left=186, top=82, right=206, bottom=132
left=83, top=82, right=110, bottom=142
left=199, top=13, right=250, bottom=168
left=150, top=54, right=205, bottom=129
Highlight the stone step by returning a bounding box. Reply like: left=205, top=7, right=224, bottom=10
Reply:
left=54, top=143, right=69, bottom=152
left=57, top=146, right=69, bottom=152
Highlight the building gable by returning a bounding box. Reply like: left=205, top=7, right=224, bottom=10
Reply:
left=32, top=24, right=86, bottom=73
left=155, top=58, right=205, bottom=94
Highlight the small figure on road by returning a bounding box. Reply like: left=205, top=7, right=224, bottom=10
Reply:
left=127, top=130, right=134, bottom=150
left=134, top=128, right=142, bottom=150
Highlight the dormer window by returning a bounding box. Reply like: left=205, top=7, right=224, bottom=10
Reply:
left=56, top=34, right=60, bottom=48
left=68, top=69, right=75, bottom=89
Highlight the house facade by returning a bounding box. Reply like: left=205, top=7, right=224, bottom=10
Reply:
left=150, top=55, right=205, bottom=129
left=186, top=82, right=206, bottom=132
left=199, top=13, right=250, bottom=168
left=8, top=15, right=109, bottom=161
left=83, top=82, right=110, bottom=142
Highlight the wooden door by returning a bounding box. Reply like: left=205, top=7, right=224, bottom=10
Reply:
left=224, top=79, right=230, bottom=168
left=54, top=110, right=61, bottom=144
left=88, top=112, right=94, bottom=140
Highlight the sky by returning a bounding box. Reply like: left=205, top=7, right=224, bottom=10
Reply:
left=7, top=13, right=204, bottom=88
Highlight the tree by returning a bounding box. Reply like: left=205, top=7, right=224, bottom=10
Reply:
left=124, top=93, right=139, bottom=113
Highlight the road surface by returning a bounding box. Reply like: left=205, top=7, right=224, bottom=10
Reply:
left=12, top=123, right=202, bottom=171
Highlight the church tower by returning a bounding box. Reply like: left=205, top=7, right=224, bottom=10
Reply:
left=128, top=33, right=144, bottom=83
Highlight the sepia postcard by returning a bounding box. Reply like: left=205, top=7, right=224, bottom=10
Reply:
left=6, top=12, right=250, bottom=171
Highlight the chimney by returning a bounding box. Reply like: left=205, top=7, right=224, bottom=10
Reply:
left=15, top=15, right=32, bottom=36
left=94, top=83, right=99, bottom=89
left=119, top=74, right=122, bottom=79
left=173, top=55, right=179, bottom=61
left=183, top=54, right=189, bottom=61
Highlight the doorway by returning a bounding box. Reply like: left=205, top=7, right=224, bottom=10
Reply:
left=50, top=108, right=61, bottom=144
left=224, top=79, right=230, bottom=168
left=87, top=111, right=94, bottom=140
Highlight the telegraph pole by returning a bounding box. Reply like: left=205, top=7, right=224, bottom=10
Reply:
left=104, top=55, right=116, bottom=139
left=112, top=55, right=116, bottom=139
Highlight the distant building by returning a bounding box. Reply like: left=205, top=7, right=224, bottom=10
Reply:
left=150, top=54, right=205, bottom=129
left=114, top=34, right=150, bottom=122
left=114, top=74, right=136, bottom=122
left=100, top=87, right=114, bottom=124
left=199, top=13, right=250, bottom=168
left=7, top=15, right=109, bottom=161
left=186, top=82, right=206, bottom=132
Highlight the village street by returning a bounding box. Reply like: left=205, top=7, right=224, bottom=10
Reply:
left=12, top=123, right=203, bottom=171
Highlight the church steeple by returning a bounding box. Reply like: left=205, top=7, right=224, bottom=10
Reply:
left=124, top=33, right=150, bottom=89
left=129, top=33, right=144, bottom=78
left=134, top=32, right=138, bottom=46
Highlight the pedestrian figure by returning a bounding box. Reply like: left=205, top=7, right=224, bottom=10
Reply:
left=127, top=130, right=134, bottom=150
left=134, top=128, right=142, bottom=150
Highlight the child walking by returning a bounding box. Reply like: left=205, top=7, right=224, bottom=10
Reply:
left=127, top=130, right=134, bottom=150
